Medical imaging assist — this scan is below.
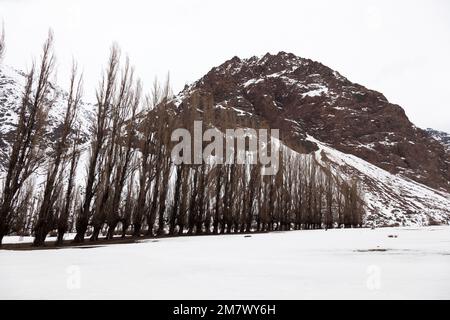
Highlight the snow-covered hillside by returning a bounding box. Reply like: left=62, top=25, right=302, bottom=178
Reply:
left=182, top=52, right=450, bottom=193
left=427, top=128, right=450, bottom=151
left=1, top=226, right=449, bottom=299
left=0, top=64, right=94, bottom=171
left=307, top=135, right=450, bottom=226
left=171, top=52, right=450, bottom=226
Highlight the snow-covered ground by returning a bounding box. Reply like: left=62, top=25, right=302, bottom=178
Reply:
left=1, top=233, right=77, bottom=245
left=1, top=227, right=449, bottom=300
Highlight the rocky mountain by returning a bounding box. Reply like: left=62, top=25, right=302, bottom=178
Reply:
left=171, top=52, right=450, bottom=225
left=0, top=64, right=93, bottom=171
left=1, top=53, right=450, bottom=226
left=174, top=52, right=450, bottom=193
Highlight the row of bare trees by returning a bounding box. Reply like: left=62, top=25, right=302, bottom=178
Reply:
left=0, top=33, right=364, bottom=247
left=0, top=32, right=61, bottom=245
left=158, top=106, right=364, bottom=236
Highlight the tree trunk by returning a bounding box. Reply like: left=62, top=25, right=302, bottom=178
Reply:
left=133, top=222, right=142, bottom=238
left=90, top=225, right=102, bottom=241
left=106, top=220, right=119, bottom=240
left=56, top=228, right=66, bottom=246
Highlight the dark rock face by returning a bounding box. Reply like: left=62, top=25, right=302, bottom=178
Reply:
left=176, top=52, right=450, bottom=192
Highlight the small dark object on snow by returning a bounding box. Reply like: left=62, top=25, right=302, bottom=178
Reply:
left=244, top=235, right=252, bottom=238
left=356, top=248, right=388, bottom=252
left=388, top=235, right=398, bottom=238
left=76, top=245, right=103, bottom=250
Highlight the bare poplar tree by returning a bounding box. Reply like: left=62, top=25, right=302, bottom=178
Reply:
left=168, top=162, right=184, bottom=235
left=74, top=44, right=119, bottom=243
left=105, top=73, right=141, bottom=239
left=90, top=56, right=138, bottom=241
left=0, top=31, right=55, bottom=245
left=121, top=171, right=137, bottom=237
left=155, top=108, right=175, bottom=236
left=132, top=77, right=170, bottom=237
left=56, top=136, right=80, bottom=245
left=33, top=63, right=82, bottom=246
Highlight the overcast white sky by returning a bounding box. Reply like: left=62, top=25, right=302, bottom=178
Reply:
left=1, top=0, right=449, bottom=132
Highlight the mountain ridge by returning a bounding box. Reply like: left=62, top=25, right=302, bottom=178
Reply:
left=174, top=51, right=450, bottom=193
left=1, top=53, right=450, bottom=226
left=168, top=51, right=450, bottom=225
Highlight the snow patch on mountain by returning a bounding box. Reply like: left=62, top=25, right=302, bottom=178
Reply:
left=427, top=128, right=450, bottom=151
left=0, top=64, right=94, bottom=171
left=307, top=135, right=450, bottom=226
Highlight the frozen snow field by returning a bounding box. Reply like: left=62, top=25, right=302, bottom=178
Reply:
left=0, top=226, right=449, bottom=299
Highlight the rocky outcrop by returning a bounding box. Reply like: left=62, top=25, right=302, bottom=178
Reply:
left=175, top=52, right=450, bottom=193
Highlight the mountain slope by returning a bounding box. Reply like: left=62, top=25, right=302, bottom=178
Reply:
left=171, top=52, right=450, bottom=225
left=175, top=52, right=450, bottom=193
left=1, top=54, right=450, bottom=226
left=0, top=64, right=93, bottom=171
left=308, top=134, right=450, bottom=226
